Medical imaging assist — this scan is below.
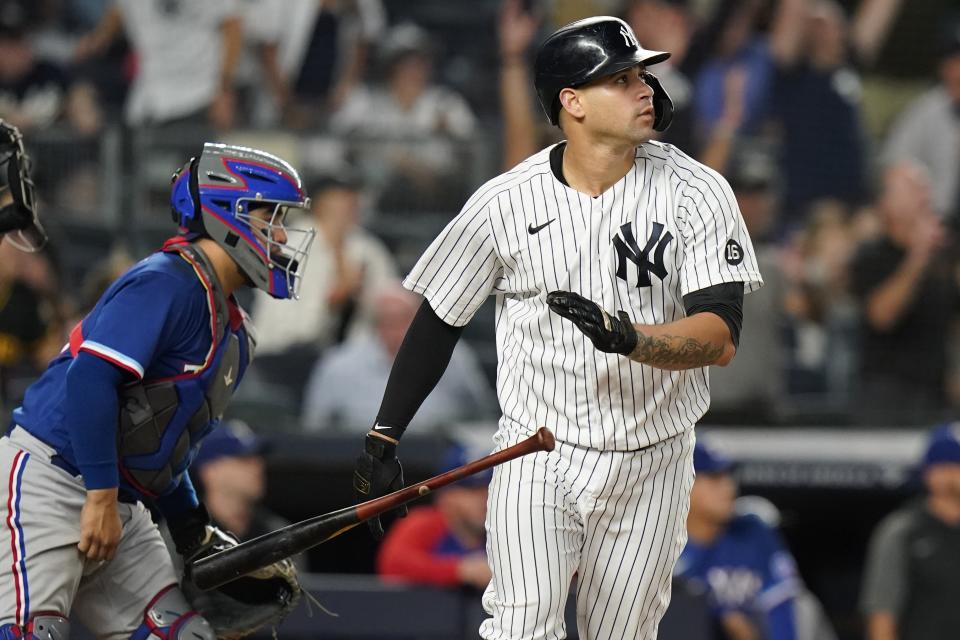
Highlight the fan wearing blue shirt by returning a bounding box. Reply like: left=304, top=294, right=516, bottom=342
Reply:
left=675, top=439, right=801, bottom=640
left=0, top=143, right=314, bottom=639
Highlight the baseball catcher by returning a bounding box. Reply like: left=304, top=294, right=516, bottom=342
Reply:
left=0, top=143, right=313, bottom=639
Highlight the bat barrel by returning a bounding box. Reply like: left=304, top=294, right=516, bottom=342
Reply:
left=189, top=506, right=360, bottom=590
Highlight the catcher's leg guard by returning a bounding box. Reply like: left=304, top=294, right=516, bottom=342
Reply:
left=0, top=614, right=70, bottom=639
left=129, top=585, right=215, bottom=640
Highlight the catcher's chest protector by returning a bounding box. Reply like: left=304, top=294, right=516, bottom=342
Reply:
left=115, top=241, right=255, bottom=497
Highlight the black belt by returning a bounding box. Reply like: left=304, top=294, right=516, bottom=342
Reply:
left=49, top=455, right=140, bottom=505
left=49, top=453, right=81, bottom=477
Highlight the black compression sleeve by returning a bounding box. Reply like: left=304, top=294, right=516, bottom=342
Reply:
left=682, top=282, right=745, bottom=348
left=374, top=300, right=464, bottom=436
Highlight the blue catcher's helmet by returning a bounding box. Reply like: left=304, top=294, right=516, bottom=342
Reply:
left=170, top=143, right=315, bottom=300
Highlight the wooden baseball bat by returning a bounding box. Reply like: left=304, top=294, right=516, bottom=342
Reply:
left=188, top=427, right=556, bottom=591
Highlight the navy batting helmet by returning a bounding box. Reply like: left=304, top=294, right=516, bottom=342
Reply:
left=534, top=16, right=674, bottom=131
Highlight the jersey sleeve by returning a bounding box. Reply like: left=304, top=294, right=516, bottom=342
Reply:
left=75, top=273, right=191, bottom=379
left=403, top=196, right=503, bottom=327
left=678, top=167, right=763, bottom=296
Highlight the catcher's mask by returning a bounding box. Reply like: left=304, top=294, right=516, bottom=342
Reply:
left=0, top=119, right=45, bottom=251
left=170, top=143, right=316, bottom=300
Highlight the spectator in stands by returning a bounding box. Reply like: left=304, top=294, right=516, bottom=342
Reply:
left=691, top=0, right=774, bottom=149
left=190, top=419, right=288, bottom=544
left=251, top=171, right=396, bottom=402
left=0, top=240, right=62, bottom=409
left=0, top=2, right=101, bottom=136
left=849, top=162, right=958, bottom=425
left=301, top=283, right=495, bottom=433
left=858, top=0, right=951, bottom=137
left=769, top=0, right=900, bottom=225
left=675, top=438, right=809, bottom=640
left=233, top=0, right=292, bottom=128
left=780, top=201, right=858, bottom=406
left=377, top=443, right=492, bottom=591
left=861, top=422, right=960, bottom=640
left=882, top=20, right=960, bottom=223
left=280, top=0, right=386, bottom=127
left=625, top=0, right=697, bottom=151
left=329, top=22, right=477, bottom=212
left=76, top=244, right=135, bottom=315
left=698, top=62, right=750, bottom=175
left=74, top=0, right=242, bottom=131
left=707, top=146, right=785, bottom=423
left=497, top=0, right=549, bottom=171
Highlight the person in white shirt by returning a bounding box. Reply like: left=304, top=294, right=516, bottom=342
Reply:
left=75, top=0, right=242, bottom=130
left=252, top=172, right=396, bottom=357
left=883, top=25, right=960, bottom=220
left=330, top=22, right=477, bottom=211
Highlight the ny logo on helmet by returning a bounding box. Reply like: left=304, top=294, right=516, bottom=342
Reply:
left=620, top=25, right=638, bottom=49
left=614, top=222, right=672, bottom=288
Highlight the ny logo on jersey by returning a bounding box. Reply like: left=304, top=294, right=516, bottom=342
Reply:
left=613, top=222, right=673, bottom=288
left=619, top=25, right=638, bottom=49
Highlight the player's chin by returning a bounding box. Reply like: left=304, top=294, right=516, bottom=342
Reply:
left=626, top=114, right=655, bottom=141
left=626, top=126, right=653, bottom=144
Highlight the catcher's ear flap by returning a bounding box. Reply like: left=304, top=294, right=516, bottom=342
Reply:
left=170, top=156, right=203, bottom=232
left=644, top=71, right=674, bottom=133
left=188, top=154, right=201, bottom=215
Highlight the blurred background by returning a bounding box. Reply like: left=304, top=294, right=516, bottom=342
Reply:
left=2, top=0, right=959, bottom=638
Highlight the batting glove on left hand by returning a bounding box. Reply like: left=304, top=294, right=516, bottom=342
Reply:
left=547, top=290, right=638, bottom=356
left=353, top=434, right=408, bottom=540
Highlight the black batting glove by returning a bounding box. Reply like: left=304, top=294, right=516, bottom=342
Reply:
left=353, top=432, right=408, bottom=540
left=547, top=290, right=638, bottom=356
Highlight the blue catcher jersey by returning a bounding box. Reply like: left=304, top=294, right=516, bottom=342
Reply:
left=675, top=514, right=800, bottom=618
left=11, top=240, right=252, bottom=498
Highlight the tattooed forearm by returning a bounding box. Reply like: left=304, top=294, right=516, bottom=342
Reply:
left=628, top=331, right=726, bottom=370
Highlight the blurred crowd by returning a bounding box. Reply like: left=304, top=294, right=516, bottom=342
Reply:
left=1, top=0, right=959, bottom=429
left=1, top=1, right=960, bottom=638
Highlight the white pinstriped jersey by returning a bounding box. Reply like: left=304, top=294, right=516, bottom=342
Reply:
left=404, top=141, right=762, bottom=451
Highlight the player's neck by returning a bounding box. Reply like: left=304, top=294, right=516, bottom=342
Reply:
left=561, top=135, right=637, bottom=197
left=194, top=237, right=246, bottom=296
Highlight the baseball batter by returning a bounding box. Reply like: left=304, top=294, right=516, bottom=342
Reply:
left=353, top=16, right=762, bottom=640
left=0, top=144, right=313, bottom=638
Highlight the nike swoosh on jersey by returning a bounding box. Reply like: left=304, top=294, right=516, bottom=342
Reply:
left=528, top=219, right=556, bottom=234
